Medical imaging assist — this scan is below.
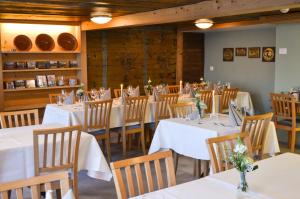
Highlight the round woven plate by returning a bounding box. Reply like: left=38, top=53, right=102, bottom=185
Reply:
left=57, top=32, right=78, bottom=51
left=35, top=34, right=55, bottom=51
left=13, top=35, right=32, bottom=51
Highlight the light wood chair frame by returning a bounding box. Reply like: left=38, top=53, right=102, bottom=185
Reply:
left=83, top=99, right=113, bottom=161
left=33, top=125, right=82, bottom=199
left=270, top=93, right=299, bottom=152
left=111, top=150, right=176, bottom=199
left=199, top=90, right=213, bottom=113
left=114, top=89, right=128, bottom=98
left=167, top=85, right=180, bottom=94
left=122, top=96, right=148, bottom=157
left=0, top=109, right=39, bottom=128
left=206, top=132, right=252, bottom=174
left=0, top=172, right=70, bottom=199
left=241, top=112, right=273, bottom=159
left=168, top=102, right=193, bottom=118
left=219, top=88, right=239, bottom=113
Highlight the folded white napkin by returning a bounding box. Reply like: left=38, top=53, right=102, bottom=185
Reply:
left=100, top=88, right=111, bottom=100
left=129, top=86, right=140, bottom=97
left=229, top=101, right=243, bottom=126
left=62, top=189, right=75, bottom=199
left=63, top=91, right=74, bottom=105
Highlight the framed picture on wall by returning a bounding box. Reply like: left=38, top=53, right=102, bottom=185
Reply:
left=235, top=48, right=247, bottom=56
left=262, top=47, right=276, bottom=62
left=248, top=47, right=260, bottom=58
left=223, top=48, right=234, bottom=61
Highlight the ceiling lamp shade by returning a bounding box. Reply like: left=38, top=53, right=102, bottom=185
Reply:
left=90, top=16, right=112, bottom=24
left=195, top=19, right=214, bottom=29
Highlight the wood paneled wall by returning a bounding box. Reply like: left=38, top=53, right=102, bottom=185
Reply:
left=86, top=25, right=177, bottom=90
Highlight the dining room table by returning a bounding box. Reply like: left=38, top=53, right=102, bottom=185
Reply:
left=131, top=153, right=297, bottom=199
left=42, top=91, right=254, bottom=128
left=0, top=123, right=112, bottom=183
left=148, top=114, right=280, bottom=160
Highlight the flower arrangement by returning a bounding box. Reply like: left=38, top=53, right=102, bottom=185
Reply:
left=229, top=137, right=258, bottom=192
left=144, top=78, right=153, bottom=96
left=76, top=83, right=84, bottom=98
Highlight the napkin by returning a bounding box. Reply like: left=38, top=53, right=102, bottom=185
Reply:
left=63, top=91, right=74, bottom=105
left=184, top=83, right=191, bottom=94
left=229, top=101, right=243, bottom=126
left=153, top=87, right=159, bottom=102
left=100, top=88, right=111, bottom=100
left=189, top=89, right=195, bottom=98
left=129, top=86, right=140, bottom=97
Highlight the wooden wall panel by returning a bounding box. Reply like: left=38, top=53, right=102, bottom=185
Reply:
left=87, top=25, right=177, bottom=91
left=182, top=32, right=204, bottom=83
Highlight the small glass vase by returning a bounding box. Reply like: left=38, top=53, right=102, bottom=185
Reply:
left=238, top=171, right=248, bottom=192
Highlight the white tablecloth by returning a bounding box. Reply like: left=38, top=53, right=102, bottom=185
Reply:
left=132, top=153, right=298, bottom=199
left=0, top=123, right=112, bottom=183
left=148, top=114, right=279, bottom=160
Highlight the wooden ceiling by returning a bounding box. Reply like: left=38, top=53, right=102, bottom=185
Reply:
left=0, top=0, right=205, bottom=21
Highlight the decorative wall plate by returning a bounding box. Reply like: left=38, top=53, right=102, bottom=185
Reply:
left=13, top=35, right=32, bottom=51
left=223, top=48, right=234, bottom=62
left=35, top=34, right=55, bottom=51
left=262, top=47, right=275, bottom=62
left=57, top=32, right=78, bottom=51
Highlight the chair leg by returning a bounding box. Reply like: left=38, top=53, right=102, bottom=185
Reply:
left=288, top=131, right=292, bottom=148
left=56, top=189, right=62, bottom=199
left=128, top=134, right=132, bottom=150
left=290, top=130, right=296, bottom=152
left=140, top=130, right=146, bottom=155
left=73, top=173, right=79, bottom=199
left=122, top=129, right=127, bottom=157
left=174, top=152, right=179, bottom=174
left=193, top=160, right=201, bottom=178
left=106, top=136, right=111, bottom=162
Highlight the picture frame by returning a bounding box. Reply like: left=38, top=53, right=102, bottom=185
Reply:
left=47, top=75, right=56, bottom=87
left=26, top=80, right=36, bottom=88
left=223, top=48, right=234, bottom=62
left=235, top=48, right=247, bottom=56
left=5, top=81, right=15, bottom=89
left=14, top=80, right=26, bottom=89
left=248, top=47, right=260, bottom=58
left=49, top=61, right=58, bottom=68
left=36, top=75, right=48, bottom=88
left=262, top=47, right=276, bottom=62
left=27, top=61, right=36, bottom=69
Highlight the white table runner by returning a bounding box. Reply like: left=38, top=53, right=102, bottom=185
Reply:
left=148, top=114, right=280, bottom=160
left=132, top=153, right=297, bottom=199
left=0, top=123, right=112, bottom=183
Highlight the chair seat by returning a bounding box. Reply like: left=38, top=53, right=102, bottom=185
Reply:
left=277, top=119, right=300, bottom=127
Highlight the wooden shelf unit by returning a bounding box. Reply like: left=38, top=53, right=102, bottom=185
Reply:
left=0, top=23, right=87, bottom=111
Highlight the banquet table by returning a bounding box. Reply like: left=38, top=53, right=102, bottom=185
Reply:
left=0, top=123, right=112, bottom=183
left=148, top=114, right=279, bottom=160
left=131, top=153, right=298, bottom=199
left=43, top=91, right=254, bottom=127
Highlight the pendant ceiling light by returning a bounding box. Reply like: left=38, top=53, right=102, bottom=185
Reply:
left=195, top=19, right=214, bottom=29
left=90, top=15, right=112, bottom=24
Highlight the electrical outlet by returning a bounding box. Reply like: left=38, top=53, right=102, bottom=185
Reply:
left=210, top=66, right=214, bottom=71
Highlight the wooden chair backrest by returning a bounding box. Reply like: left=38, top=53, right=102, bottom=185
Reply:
left=0, top=172, right=70, bottom=199
left=220, top=88, right=239, bottom=112
left=123, top=96, right=148, bottom=125
left=83, top=100, right=113, bottom=132
left=167, top=85, right=180, bottom=94
left=0, top=109, right=39, bottom=128
left=241, top=112, right=273, bottom=158
left=168, top=102, right=193, bottom=118
left=270, top=93, right=296, bottom=122
left=199, top=90, right=213, bottom=113
left=49, top=93, right=61, bottom=104
left=206, top=132, right=252, bottom=174
left=154, top=94, right=179, bottom=127
left=114, top=89, right=128, bottom=98
left=110, top=150, right=176, bottom=199
left=33, top=125, right=81, bottom=197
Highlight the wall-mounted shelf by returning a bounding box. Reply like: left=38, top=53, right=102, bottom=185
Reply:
left=3, top=85, right=80, bottom=93
left=1, top=51, right=81, bottom=54
left=3, top=68, right=81, bottom=73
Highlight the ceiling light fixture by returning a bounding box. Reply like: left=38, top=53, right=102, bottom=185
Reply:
left=195, top=19, right=214, bottom=29
left=90, top=15, right=112, bottom=24
left=280, top=8, right=290, bottom=14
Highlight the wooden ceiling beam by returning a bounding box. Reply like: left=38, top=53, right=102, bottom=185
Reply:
left=81, top=0, right=300, bottom=30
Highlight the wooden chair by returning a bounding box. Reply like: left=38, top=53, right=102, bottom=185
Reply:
left=206, top=132, right=252, bottom=174
left=0, top=109, right=39, bottom=128
left=199, top=90, right=213, bottom=113
left=122, top=96, right=148, bottom=157
left=168, top=102, right=193, bottom=118
left=83, top=99, right=113, bottom=161
left=0, top=172, right=71, bottom=199
left=110, top=150, right=176, bottom=199
left=270, top=93, right=299, bottom=152
left=167, top=85, right=180, bottom=94
left=241, top=112, right=273, bottom=159
left=33, top=125, right=81, bottom=199
left=114, top=89, right=127, bottom=98
left=154, top=94, right=179, bottom=128
left=219, top=88, right=239, bottom=113
left=49, top=93, right=61, bottom=104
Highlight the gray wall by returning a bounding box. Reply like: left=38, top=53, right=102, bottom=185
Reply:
left=275, top=24, right=300, bottom=92
left=204, top=28, right=276, bottom=113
